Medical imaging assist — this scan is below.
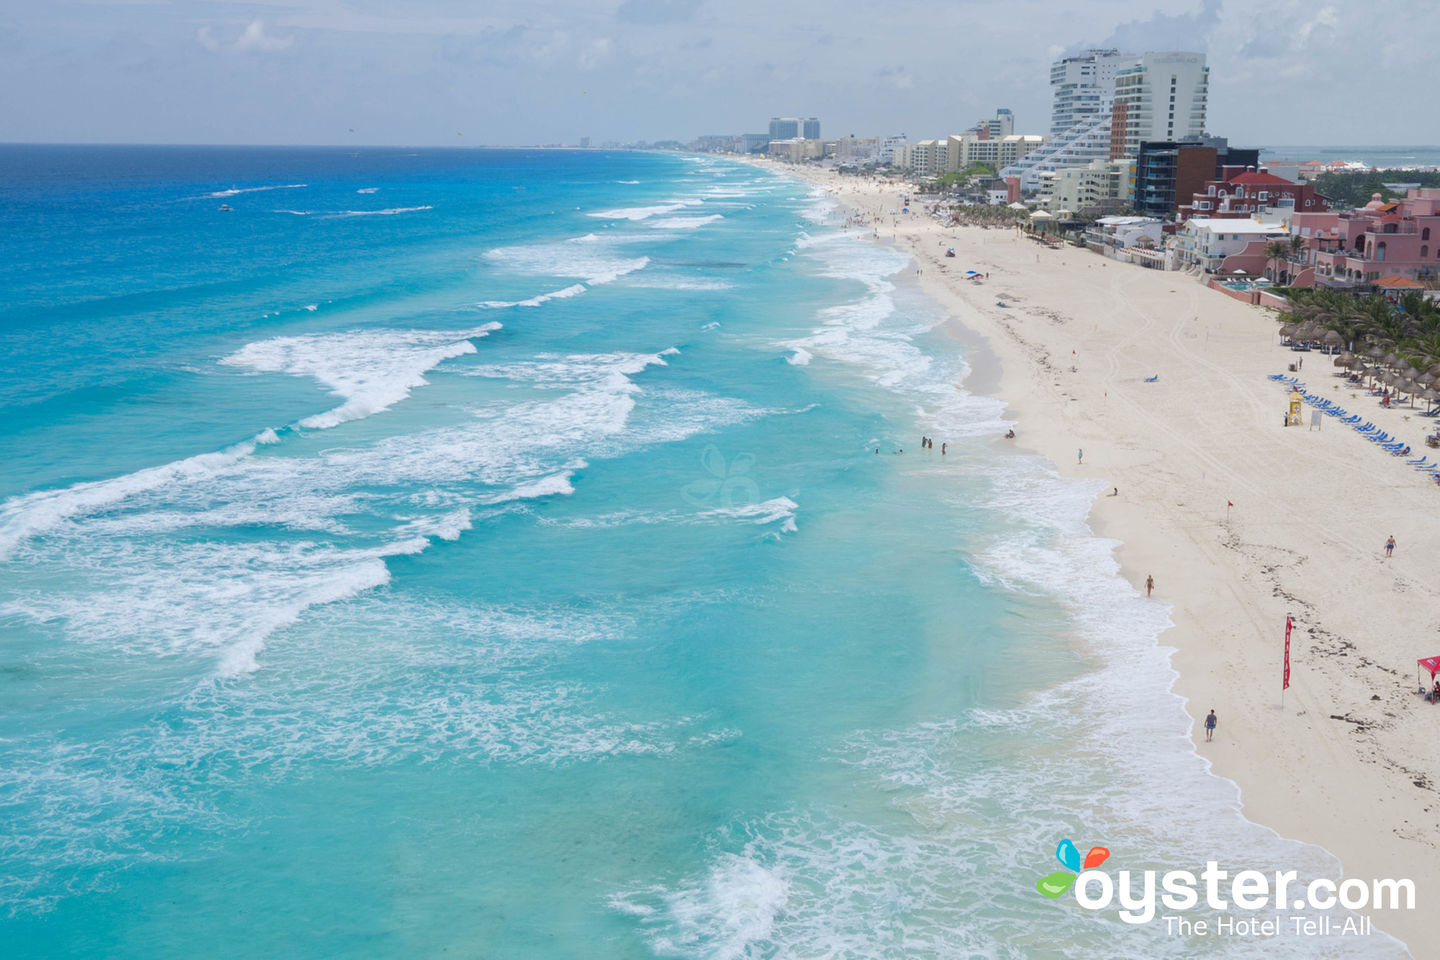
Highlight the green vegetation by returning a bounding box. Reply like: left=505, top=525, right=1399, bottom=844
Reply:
left=1313, top=169, right=1440, bottom=208
left=1283, top=288, right=1440, bottom=370
left=945, top=204, right=1027, bottom=227
left=925, top=163, right=998, bottom=192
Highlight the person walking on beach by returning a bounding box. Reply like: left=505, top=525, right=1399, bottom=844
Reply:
left=1204, top=709, right=1217, bottom=742
left=1385, top=535, right=1396, bottom=557
left=1077, top=448, right=1083, bottom=464
left=1145, top=574, right=1154, bottom=597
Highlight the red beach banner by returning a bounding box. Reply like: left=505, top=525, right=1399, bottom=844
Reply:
left=1283, top=616, right=1292, bottom=691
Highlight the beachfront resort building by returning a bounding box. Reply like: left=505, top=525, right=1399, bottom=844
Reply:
left=1133, top=138, right=1259, bottom=218
left=1035, top=158, right=1136, bottom=215
left=1290, top=188, right=1440, bottom=288
left=1002, top=49, right=1209, bottom=192
left=833, top=136, right=879, bottom=163
left=1050, top=49, right=1130, bottom=139
left=892, top=139, right=947, bottom=177
left=878, top=135, right=908, bottom=165
left=767, top=138, right=826, bottom=162
left=945, top=133, right=1046, bottom=171
left=974, top=108, right=1015, bottom=139
left=1172, top=216, right=1290, bottom=274
left=1108, top=52, right=1209, bottom=160
left=1001, top=49, right=1130, bottom=190
left=1177, top=166, right=1329, bottom=223
left=768, top=117, right=821, bottom=140
left=1083, top=216, right=1166, bottom=267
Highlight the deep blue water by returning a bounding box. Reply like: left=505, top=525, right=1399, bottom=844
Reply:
left=0, top=146, right=1403, bottom=958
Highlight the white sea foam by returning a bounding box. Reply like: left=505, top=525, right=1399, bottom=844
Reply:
left=0, top=439, right=259, bottom=562
left=356, top=187, right=379, bottom=194
left=786, top=234, right=1005, bottom=439
left=394, top=507, right=472, bottom=542
left=649, top=214, right=723, bottom=230
left=220, top=323, right=501, bottom=430
left=477, top=283, right=587, bottom=309
left=700, top=496, right=798, bottom=532
left=500, top=472, right=576, bottom=501
left=785, top=348, right=811, bottom=366
left=484, top=240, right=649, bottom=285
left=303, top=304, right=318, bottom=311
left=625, top=278, right=733, bottom=292
left=613, top=853, right=789, bottom=959
left=328, top=205, right=433, bottom=218
left=273, top=205, right=431, bottom=218
left=206, top=184, right=306, bottom=198
left=586, top=200, right=704, bottom=221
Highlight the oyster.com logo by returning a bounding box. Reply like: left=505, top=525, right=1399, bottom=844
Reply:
left=1033, top=837, right=1413, bottom=935
left=1036, top=839, right=1110, bottom=899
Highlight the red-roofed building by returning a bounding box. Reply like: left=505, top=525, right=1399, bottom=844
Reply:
left=1376, top=275, right=1425, bottom=290
left=1177, top=165, right=1328, bottom=222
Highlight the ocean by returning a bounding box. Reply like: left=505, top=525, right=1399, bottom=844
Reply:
left=1260, top=145, right=1440, bottom=170
left=0, top=145, right=1406, bottom=958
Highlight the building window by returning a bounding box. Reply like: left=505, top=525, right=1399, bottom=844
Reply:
left=1425, top=227, right=1432, bottom=241
left=1376, top=241, right=1387, bottom=261
left=1424, top=246, right=1430, bottom=258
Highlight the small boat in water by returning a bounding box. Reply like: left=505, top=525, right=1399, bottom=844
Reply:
left=218, top=203, right=233, bottom=212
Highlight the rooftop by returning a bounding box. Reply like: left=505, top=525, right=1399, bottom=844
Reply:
left=1185, top=217, right=1289, bottom=233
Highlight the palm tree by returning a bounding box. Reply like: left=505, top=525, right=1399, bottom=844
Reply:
left=1400, top=332, right=1440, bottom=374
left=1264, top=241, right=1288, bottom=281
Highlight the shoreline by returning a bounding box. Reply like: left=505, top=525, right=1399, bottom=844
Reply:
left=767, top=158, right=1437, bottom=951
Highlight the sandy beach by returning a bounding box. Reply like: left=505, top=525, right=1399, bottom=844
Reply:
left=775, top=161, right=1438, bottom=950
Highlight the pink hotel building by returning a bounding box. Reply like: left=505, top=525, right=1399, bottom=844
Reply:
left=1290, top=189, right=1440, bottom=289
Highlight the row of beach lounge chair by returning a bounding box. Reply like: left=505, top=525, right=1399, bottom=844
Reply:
left=1268, top=374, right=1440, bottom=479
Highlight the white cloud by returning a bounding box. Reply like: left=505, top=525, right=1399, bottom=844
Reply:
left=197, top=19, right=293, bottom=55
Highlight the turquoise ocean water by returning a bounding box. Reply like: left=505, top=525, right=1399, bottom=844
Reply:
left=0, top=146, right=1407, bottom=958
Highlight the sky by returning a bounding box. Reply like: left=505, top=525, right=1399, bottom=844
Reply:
left=2, top=0, right=1435, bottom=147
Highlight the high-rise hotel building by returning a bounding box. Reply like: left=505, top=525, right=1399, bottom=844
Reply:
left=1108, top=52, right=1208, bottom=159
left=1049, top=49, right=1129, bottom=140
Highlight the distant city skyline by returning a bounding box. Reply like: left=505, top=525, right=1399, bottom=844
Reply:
left=2, top=0, right=1437, bottom=147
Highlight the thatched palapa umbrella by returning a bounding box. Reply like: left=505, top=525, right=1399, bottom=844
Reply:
left=1322, top=330, right=1344, bottom=348
left=1280, top=323, right=1298, bottom=339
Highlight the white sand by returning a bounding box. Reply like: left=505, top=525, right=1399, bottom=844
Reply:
left=771, top=161, right=1438, bottom=949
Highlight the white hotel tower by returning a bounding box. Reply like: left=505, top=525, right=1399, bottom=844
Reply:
left=1002, top=49, right=1208, bottom=192
left=1049, top=48, right=1128, bottom=139
left=1109, top=52, right=1209, bottom=159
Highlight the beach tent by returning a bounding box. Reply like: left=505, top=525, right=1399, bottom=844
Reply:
left=1008, top=202, right=1029, bottom=211
left=1419, top=656, right=1440, bottom=689
left=1029, top=210, right=1054, bottom=220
